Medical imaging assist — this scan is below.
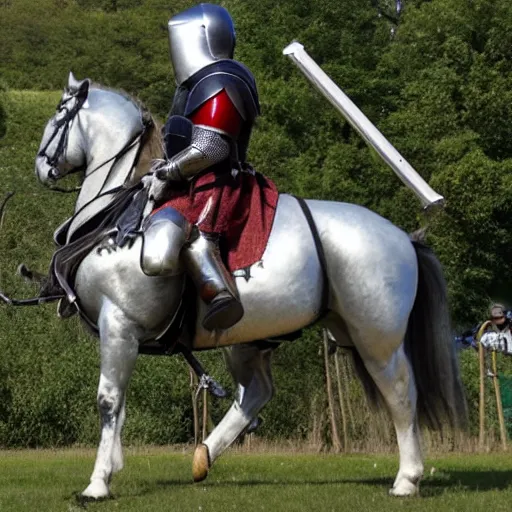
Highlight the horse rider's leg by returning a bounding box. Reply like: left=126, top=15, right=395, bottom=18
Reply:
left=141, top=207, right=242, bottom=330
left=182, top=230, right=244, bottom=331
left=192, top=343, right=274, bottom=482
left=361, top=343, right=423, bottom=496
left=82, top=299, right=141, bottom=500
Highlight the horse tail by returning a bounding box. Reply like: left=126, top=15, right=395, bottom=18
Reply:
left=405, top=234, right=468, bottom=431
left=349, top=231, right=467, bottom=432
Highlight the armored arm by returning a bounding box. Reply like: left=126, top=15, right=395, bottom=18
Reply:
left=157, top=88, right=242, bottom=181
left=157, top=125, right=231, bottom=181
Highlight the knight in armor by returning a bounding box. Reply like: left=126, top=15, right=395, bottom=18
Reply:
left=145, top=3, right=272, bottom=332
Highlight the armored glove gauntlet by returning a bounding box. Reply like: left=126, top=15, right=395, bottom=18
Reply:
left=156, top=125, right=231, bottom=182
left=145, top=125, right=232, bottom=208
left=153, top=160, right=184, bottom=182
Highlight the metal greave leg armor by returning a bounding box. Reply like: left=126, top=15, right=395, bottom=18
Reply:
left=182, top=231, right=244, bottom=331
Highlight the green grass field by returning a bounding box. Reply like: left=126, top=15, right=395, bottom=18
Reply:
left=0, top=448, right=511, bottom=512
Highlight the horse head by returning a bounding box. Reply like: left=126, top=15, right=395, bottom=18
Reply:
left=35, top=73, right=159, bottom=241
left=36, top=72, right=153, bottom=194
left=35, top=72, right=90, bottom=187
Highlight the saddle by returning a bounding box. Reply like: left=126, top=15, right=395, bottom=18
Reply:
left=158, top=169, right=279, bottom=272
left=40, top=185, right=146, bottom=322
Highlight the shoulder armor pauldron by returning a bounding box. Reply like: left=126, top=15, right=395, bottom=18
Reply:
left=184, top=61, right=260, bottom=121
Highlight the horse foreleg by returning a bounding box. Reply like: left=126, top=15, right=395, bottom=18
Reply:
left=82, top=300, right=140, bottom=500
left=192, top=343, right=274, bottom=482
left=363, top=345, right=423, bottom=496
left=112, top=396, right=126, bottom=474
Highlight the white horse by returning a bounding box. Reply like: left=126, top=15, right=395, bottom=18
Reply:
left=20, top=73, right=465, bottom=499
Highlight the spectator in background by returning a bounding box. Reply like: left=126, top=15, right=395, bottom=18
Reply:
left=477, top=303, right=512, bottom=370
left=489, top=304, right=510, bottom=332
left=454, top=304, right=512, bottom=353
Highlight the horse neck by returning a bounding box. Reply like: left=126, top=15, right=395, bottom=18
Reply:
left=65, top=101, right=143, bottom=243
left=74, top=145, right=137, bottom=214
left=74, top=110, right=142, bottom=214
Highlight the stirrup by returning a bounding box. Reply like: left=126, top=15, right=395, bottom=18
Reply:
left=202, top=291, right=244, bottom=331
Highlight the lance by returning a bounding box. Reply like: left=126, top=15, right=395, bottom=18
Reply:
left=283, top=42, right=445, bottom=212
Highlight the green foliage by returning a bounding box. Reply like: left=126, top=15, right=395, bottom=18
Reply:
left=374, top=0, right=512, bottom=323
left=261, top=330, right=325, bottom=439
left=429, top=151, right=512, bottom=321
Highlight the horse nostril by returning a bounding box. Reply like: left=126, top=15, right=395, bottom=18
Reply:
left=48, top=168, right=60, bottom=181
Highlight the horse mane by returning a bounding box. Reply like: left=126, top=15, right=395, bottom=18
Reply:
left=131, top=112, right=163, bottom=184
left=90, top=82, right=163, bottom=185
left=409, top=226, right=427, bottom=244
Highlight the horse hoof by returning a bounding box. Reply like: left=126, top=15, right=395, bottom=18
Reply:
left=81, top=479, right=110, bottom=500
left=192, top=443, right=210, bottom=482
left=389, top=479, right=419, bottom=497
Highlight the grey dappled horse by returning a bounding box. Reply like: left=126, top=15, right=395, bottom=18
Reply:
left=31, top=74, right=465, bottom=499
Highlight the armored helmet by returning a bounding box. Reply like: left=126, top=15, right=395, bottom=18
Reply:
left=168, top=3, right=236, bottom=85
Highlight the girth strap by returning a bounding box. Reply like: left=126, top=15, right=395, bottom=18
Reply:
left=293, top=196, right=329, bottom=317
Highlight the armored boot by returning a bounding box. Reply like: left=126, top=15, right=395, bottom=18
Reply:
left=183, top=231, right=244, bottom=331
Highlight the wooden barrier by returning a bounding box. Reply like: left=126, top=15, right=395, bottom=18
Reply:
left=477, top=320, right=508, bottom=450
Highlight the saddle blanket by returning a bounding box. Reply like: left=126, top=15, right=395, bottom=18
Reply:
left=154, top=170, right=279, bottom=272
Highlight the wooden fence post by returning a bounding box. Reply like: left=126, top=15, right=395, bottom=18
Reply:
left=202, top=387, right=209, bottom=442
left=476, top=320, right=509, bottom=451
left=491, top=351, right=508, bottom=450
left=190, top=368, right=199, bottom=446
left=334, top=351, right=348, bottom=451
left=323, top=329, right=342, bottom=452
left=477, top=320, right=491, bottom=449
left=342, top=354, right=355, bottom=435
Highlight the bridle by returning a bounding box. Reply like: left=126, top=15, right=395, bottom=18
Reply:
left=37, top=89, right=88, bottom=193
left=37, top=86, right=153, bottom=195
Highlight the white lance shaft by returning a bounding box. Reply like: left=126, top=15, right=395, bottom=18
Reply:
left=283, top=41, right=445, bottom=210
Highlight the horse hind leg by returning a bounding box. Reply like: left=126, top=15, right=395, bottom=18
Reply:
left=193, top=342, right=275, bottom=482
left=360, top=343, right=423, bottom=496
left=81, top=300, right=140, bottom=500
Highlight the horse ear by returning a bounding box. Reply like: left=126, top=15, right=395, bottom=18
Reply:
left=78, top=78, right=90, bottom=98
left=67, top=72, right=90, bottom=97
left=68, top=71, right=80, bottom=90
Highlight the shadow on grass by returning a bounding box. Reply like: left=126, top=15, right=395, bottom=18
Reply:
left=420, top=470, right=512, bottom=497
left=71, top=469, right=512, bottom=503
left=149, top=469, right=512, bottom=497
